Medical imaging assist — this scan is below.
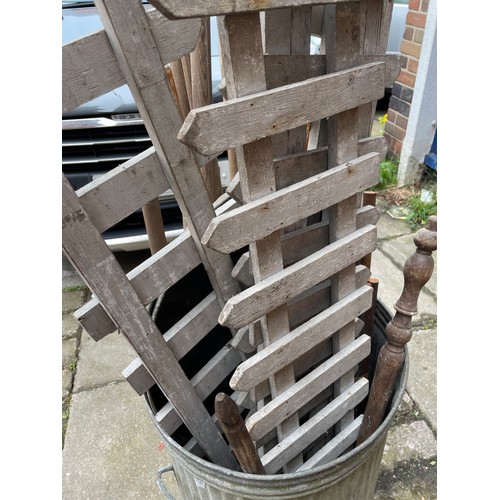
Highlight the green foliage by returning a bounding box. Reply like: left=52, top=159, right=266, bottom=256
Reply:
left=406, top=190, right=437, bottom=230
left=372, top=159, right=399, bottom=190
left=63, top=285, right=87, bottom=293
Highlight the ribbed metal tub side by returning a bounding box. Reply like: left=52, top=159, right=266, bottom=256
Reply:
left=146, top=354, right=408, bottom=500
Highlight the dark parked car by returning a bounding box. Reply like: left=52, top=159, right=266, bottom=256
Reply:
left=62, top=0, right=407, bottom=251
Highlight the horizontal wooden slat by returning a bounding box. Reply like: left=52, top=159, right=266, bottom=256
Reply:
left=75, top=230, right=200, bottom=340
left=264, top=54, right=324, bottom=89
left=246, top=335, right=371, bottom=441
left=77, top=148, right=169, bottom=233
left=230, top=285, right=373, bottom=391
left=155, top=345, right=241, bottom=434
left=248, top=318, right=363, bottom=406
left=218, top=225, right=377, bottom=329
left=297, top=415, right=363, bottom=471
left=149, top=0, right=350, bottom=19
left=75, top=193, right=238, bottom=341
left=287, top=266, right=371, bottom=329
left=202, top=153, right=379, bottom=254
left=261, top=380, right=368, bottom=474
left=178, top=62, right=385, bottom=156
left=265, top=53, right=400, bottom=90
left=227, top=136, right=387, bottom=204
left=123, top=292, right=221, bottom=395
left=62, top=175, right=236, bottom=467
left=229, top=218, right=375, bottom=285
left=62, top=11, right=201, bottom=113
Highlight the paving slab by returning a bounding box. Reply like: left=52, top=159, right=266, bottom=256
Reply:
left=62, top=313, right=82, bottom=340
left=376, top=210, right=413, bottom=240
left=62, top=289, right=88, bottom=314
left=406, top=329, right=437, bottom=431
left=371, top=247, right=437, bottom=324
left=74, top=329, right=137, bottom=393
left=378, top=234, right=437, bottom=299
left=381, top=420, right=437, bottom=471
left=63, top=382, right=178, bottom=500
left=62, top=337, right=78, bottom=368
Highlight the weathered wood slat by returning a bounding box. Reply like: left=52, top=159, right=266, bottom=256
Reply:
left=325, top=2, right=362, bottom=433
left=155, top=345, right=242, bottom=434
left=75, top=230, right=200, bottom=340
left=297, top=415, right=363, bottom=471
left=287, top=266, right=370, bottom=329
left=253, top=383, right=335, bottom=449
left=265, top=54, right=324, bottom=90
left=62, top=11, right=201, bottom=113
left=261, top=381, right=368, bottom=474
left=217, top=12, right=301, bottom=469
left=77, top=148, right=169, bottom=234
left=62, top=175, right=237, bottom=469
left=245, top=335, right=371, bottom=441
left=248, top=321, right=359, bottom=406
left=178, top=62, right=386, bottom=156
left=94, top=0, right=240, bottom=313
left=246, top=269, right=368, bottom=353
left=281, top=206, right=378, bottom=267
left=230, top=285, right=373, bottom=391
left=149, top=0, right=350, bottom=19
left=227, top=136, right=387, bottom=203
left=264, top=53, right=400, bottom=90
left=219, top=225, right=377, bottom=329
left=202, top=152, right=379, bottom=254
left=123, top=292, right=221, bottom=395
left=358, top=0, right=396, bottom=138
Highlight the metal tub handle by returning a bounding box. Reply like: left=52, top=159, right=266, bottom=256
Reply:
left=157, top=464, right=176, bottom=499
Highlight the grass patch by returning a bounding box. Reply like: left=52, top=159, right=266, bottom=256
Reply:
left=406, top=192, right=437, bottom=230
left=372, top=159, right=399, bottom=191
left=62, top=285, right=87, bottom=293
left=66, top=357, right=78, bottom=373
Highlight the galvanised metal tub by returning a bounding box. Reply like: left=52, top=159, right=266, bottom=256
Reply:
left=146, top=349, right=407, bottom=500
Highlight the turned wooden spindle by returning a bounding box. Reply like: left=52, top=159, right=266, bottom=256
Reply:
left=357, top=216, right=437, bottom=445
left=215, top=393, right=266, bottom=475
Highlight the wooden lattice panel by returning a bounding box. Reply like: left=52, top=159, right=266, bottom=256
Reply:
left=62, top=0, right=399, bottom=474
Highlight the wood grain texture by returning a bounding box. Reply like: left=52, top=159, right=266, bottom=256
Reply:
left=219, top=225, right=377, bottom=329
left=227, top=136, right=387, bottom=203
left=217, top=12, right=300, bottom=467
left=202, top=152, right=379, bottom=253
left=94, top=0, right=240, bottom=310
left=358, top=0, right=395, bottom=137
left=230, top=285, right=373, bottom=391
left=245, top=335, right=371, bottom=441
left=215, top=393, right=266, bottom=474
left=75, top=230, right=200, bottom=340
left=149, top=0, right=349, bottom=19
left=155, top=345, right=242, bottom=434
left=178, top=62, right=386, bottom=156
left=122, top=292, right=221, bottom=395
left=62, top=175, right=236, bottom=468
left=261, top=379, right=368, bottom=474
left=62, top=10, right=201, bottom=113
left=264, top=53, right=400, bottom=90
left=296, top=415, right=363, bottom=471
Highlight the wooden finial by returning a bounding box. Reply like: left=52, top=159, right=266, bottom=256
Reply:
left=356, top=216, right=437, bottom=445
left=215, top=393, right=266, bottom=475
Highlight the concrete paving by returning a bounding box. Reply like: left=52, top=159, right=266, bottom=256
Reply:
left=62, top=201, right=437, bottom=499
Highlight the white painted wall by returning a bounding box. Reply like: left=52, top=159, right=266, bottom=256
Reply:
left=397, top=0, right=437, bottom=186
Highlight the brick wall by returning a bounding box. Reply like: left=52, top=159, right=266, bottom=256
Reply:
left=384, top=0, right=430, bottom=159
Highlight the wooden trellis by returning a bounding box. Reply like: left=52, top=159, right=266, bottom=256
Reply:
left=62, top=0, right=402, bottom=474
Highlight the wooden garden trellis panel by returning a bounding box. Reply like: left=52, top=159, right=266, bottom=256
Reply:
left=62, top=0, right=246, bottom=466
left=63, top=0, right=400, bottom=475
left=173, top=3, right=397, bottom=474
